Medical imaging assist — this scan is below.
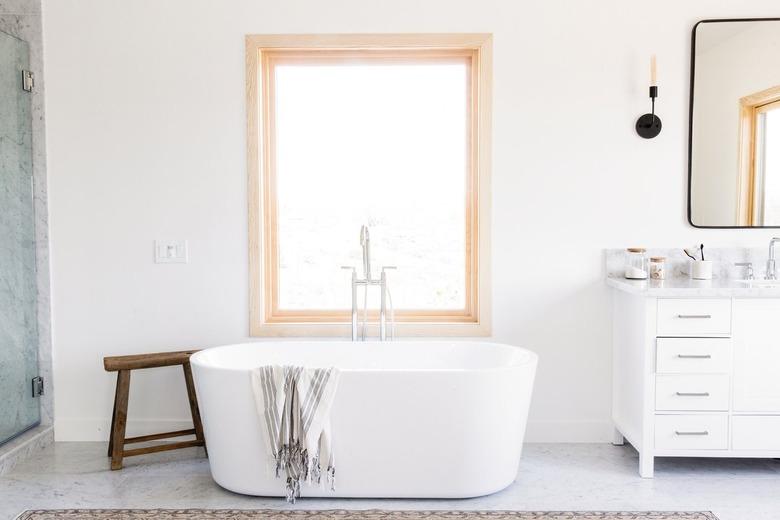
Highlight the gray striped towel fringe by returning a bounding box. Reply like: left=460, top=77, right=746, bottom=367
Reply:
left=251, top=365, right=340, bottom=503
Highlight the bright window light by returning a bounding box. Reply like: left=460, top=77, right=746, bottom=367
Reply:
left=761, top=108, right=780, bottom=223
left=273, top=59, right=469, bottom=311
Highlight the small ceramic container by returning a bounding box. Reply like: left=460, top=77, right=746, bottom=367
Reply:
left=691, top=260, right=713, bottom=280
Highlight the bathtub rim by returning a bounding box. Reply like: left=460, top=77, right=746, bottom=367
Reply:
left=190, top=340, right=538, bottom=374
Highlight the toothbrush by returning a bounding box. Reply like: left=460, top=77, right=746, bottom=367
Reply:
left=684, top=246, right=699, bottom=261
left=700, top=244, right=705, bottom=261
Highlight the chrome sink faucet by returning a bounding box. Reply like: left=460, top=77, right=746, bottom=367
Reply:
left=767, top=238, right=780, bottom=280
left=341, top=225, right=396, bottom=341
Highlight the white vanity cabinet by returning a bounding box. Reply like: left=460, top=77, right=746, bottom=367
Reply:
left=610, top=286, right=780, bottom=478
left=732, top=299, right=780, bottom=413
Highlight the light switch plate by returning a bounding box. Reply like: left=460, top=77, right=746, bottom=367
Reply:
left=154, top=240, right=188, bottom=264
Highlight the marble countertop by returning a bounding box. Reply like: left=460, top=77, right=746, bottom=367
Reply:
left=606, top=275, right=780, bottom=297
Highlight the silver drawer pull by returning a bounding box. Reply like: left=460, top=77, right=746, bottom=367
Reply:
left=675, top=391, right=710, bottom=397
left=677, top=354, right=712, bottom=359
left=677, top=314, right=712, bottom=319
left=675, top=430, right=709, bottom=436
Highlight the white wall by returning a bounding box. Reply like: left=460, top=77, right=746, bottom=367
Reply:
left=43, top=0, right=780, bottom=442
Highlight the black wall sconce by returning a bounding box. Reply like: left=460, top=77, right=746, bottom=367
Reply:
left=636, top=55, right=662, bottom=139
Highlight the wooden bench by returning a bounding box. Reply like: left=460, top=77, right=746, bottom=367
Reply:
left=103, top=350, right=206, bottom=470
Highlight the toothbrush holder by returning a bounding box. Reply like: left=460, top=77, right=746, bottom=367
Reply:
left=691, top=260, right=713, bottom=280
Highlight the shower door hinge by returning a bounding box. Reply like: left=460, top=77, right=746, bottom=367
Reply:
left=31, top=376, right=44, bottom=398
left=22, top=70, right=34, bottom=92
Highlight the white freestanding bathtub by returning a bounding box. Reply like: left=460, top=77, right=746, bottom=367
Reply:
left=190, top=341, right=537, bottom=498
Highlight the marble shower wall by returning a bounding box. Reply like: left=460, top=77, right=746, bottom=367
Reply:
left=0, top=26, right=40, bottom=447
left=0, top=0, right=52, bottom=430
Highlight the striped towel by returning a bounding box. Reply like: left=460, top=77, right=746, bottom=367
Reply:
left=250, top=365, right=340, bottom=502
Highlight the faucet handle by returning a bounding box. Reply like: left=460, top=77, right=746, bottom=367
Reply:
left=735, top=262, right=754, bottom=280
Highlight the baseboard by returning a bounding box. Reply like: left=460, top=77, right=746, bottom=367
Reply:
left=56, top=418, right=613, bottom=443
left=0, top=424, right=54, bottom=475
left=524, top=420, right=613, bottom=443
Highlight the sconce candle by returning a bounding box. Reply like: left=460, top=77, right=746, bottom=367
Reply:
left=650, top=54, right=657, bottom=85
left=636, top=54, right=662, bottom=139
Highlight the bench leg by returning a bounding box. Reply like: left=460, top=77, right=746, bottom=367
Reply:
left=107, top=377, right=120, bottom=456
left=183, top=362, right=207, bottom=455
left=110, top=370, right=131, bottom=470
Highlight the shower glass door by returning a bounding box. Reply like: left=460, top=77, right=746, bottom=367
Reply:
left=0, top=30, right=40, bottom=445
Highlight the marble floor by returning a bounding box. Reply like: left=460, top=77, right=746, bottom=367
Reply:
left=1, top=443, right=779, bottom=520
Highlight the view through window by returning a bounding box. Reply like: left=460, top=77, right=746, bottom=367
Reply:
left=758, top=104, right=780, bottom=223
left=273, top=57, right=469, bottom=312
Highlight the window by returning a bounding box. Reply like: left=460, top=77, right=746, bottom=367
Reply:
left=246, top=34, right=492, bottom=336
left=738, top=86, right=780, bottom=225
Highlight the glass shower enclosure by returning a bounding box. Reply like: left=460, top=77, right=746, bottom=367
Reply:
left=0, top=29, right=40, bottom=445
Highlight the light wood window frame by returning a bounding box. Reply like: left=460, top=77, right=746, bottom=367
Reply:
left=246, top=34, right=492, bottom=337
left=737, top=85, right=780, bottom=225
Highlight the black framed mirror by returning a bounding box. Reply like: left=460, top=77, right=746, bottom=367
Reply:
left=688, top=18, right=780, bottom=228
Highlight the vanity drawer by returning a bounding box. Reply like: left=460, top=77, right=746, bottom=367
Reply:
left=656, top=338, right=732, bottom=374
left=655, top=414, right=728, bottom=450
left=656, top=299, right=731, bottom=337
left=732, top=415, right=780, bottom=450
left=655, top=374, right=730, bottom=411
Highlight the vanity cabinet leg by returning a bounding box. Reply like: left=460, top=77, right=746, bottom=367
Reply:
left=612, top=427, right=624, bottom=446
left=639, top=451, right=654, bottom=478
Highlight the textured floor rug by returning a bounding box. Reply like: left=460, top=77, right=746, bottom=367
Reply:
left=15, top=510, right=719, bottom=520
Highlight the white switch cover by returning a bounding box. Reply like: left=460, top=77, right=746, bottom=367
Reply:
left=154, top=240, right=188, bottom=264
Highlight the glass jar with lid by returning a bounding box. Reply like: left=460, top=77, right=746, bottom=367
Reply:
left=624, top=248, right=648, bottom=279
left=649, top=256, right=666, bottom=280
